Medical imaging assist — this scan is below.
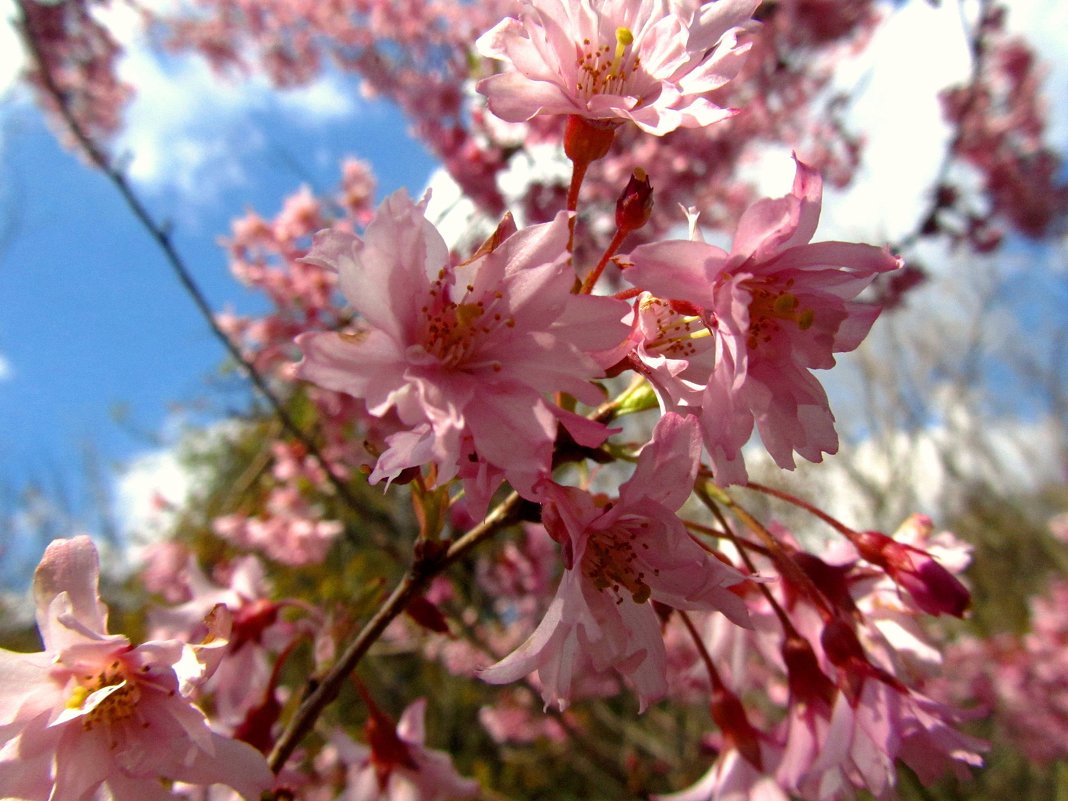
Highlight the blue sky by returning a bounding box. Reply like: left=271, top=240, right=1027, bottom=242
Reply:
left=0, top=39, right=438, bottom=584
left=0, top=0, right=1066, bottom=589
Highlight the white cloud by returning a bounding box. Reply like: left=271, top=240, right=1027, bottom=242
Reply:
left=94, top=2, right=359, bottom=200
left=0, top=1, right=25, bottom=100
left=816, top=2, right=972, bottom=242
left=113, top=444, right=194, bottom=547
left=809, top=0, right=1068, bottom=244
left=0, top=352, right=11, bottom=382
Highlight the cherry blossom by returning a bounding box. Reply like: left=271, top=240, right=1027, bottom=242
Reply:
left=624, top=156, right=901, bottom=484
left=653, top=745, right=788, bottom=801
left=0, top=536, right=272, bottom=801
left=294, top=189, right=628, bottom=513
left=476, top=0, right=759, bottom=134
left=329, top=698, right=479, bottom=801
left=480, top=413, right=749, bottom=710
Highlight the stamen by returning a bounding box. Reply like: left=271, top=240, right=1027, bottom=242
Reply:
left=610, top=27, right=634, bottom=76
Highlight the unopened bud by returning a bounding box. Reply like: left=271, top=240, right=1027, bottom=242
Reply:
left=616, top=168, right=653, bottom=232
left=781, top=634, right=835, bottom=708
left=853, top=530, right=971, bottom=617
left=709, top=684, right=763, bottom=770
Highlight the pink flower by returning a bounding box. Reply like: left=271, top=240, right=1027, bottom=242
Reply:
left=295, top=190, right=628, bottom=514
left=330, top=698, right=478, bottom=801
left=653, top=746, right=788, bottom=801
left=0, top=536, right=272, bottom=801
left=624, top=157, right=901, bottom=484
left=476, top=0, right=759, bottom=135
left=479, top=413, right=749, bottom=710
left=149, top=555, right=300, bottom=731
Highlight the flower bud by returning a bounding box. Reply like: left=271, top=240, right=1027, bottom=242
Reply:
left=781, top=634, right=835, bottom=709
left=616, top=168, right=653, bottom=232
left=853, top=530, right=971, bottom=617
left=709, top=683, right=763, bottom=770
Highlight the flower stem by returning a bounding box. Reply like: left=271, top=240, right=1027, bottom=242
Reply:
left=579, top=226, right=628, bottom=294
left=745, top=481, right=858, bottom=538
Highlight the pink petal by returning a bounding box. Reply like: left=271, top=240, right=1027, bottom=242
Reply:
left=33, top=536, right=108, bottom=649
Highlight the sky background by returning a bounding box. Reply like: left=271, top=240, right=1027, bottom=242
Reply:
left=0, top=0, right=1065, bottom=589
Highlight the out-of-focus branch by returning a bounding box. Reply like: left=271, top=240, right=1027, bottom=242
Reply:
left=14, top=1, right=370, bottom=535
left=894, top=0, right=996, bottom=253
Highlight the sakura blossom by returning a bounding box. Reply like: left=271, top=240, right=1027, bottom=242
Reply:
left=295, top=189, right=629, bottom=513
left=329, top=698, right=479, bottom=801
left=476, top=0, right=760, bottom=134
left=652, top=745, right=789, bottom=801
left=148, top=554, right=301, bottom=731
left=0, top=536, right=272, bottom=801
left=624, top=156, right=901, bottom=484
left=480, top=413, right=749, bottom=710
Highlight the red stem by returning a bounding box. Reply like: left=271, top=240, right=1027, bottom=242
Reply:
left=579, top=226, right=628, bottom=294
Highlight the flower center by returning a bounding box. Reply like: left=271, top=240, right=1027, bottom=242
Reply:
left=745, top=278, right=814, bottom=350
left=68, top=659, right=142, bottom=731
left=581, top=518, right=657, bottom=604
left=640, top=296, right=714, bottom=357
left=575, top=27, right=640, bottom=98
left=420, top=272, right=514, bottom=370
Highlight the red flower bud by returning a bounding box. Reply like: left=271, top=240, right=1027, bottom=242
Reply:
left=405, top=594, right=450, bottom=634
left=781, top=634, right=835, bottom=709
left=709, top=684, right=763, bottom=770
left=616, top=168, right=653, bottom=232
left=853, top=530, right=971, bottom=617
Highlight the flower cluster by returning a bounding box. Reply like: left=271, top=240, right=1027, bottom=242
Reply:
left=11, top=0, right=1032, bottom=799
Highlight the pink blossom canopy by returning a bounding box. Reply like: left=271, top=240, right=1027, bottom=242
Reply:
left=476, top=0, right=760, bottom=134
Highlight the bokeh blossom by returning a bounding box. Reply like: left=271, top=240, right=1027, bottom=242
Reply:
left=0, top=536, right=271, bottom=801
left=295, top=189, right=628, bottom=514
left=329, top=698, right=479, bottom=801
left=625, top=157, right=901, bottom=483
left=476, top=0, right=759, bottom=134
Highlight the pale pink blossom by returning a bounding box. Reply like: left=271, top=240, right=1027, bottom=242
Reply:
left=330, top=698, right=478, bottom=801
left=149, top=555, right=302, bottom=731
left=653, top=745, right=788, bottom=801
left=784, top=681, right=984, bottom=800
left=476, top=0, right=759, bottom=134
left=295, top=189, right=628, bottom=513
left=212, top=485, right=343, bottom=565
left=0, top=536, right=272, bottom=801
left=625, top=157, right=900, bottom=483
left=935, top=578, right=1068, bottom=765
left=480, top=413, right=748, bottom=710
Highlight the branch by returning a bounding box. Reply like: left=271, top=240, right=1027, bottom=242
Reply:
left=267, top=490, right=522, bottom=773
